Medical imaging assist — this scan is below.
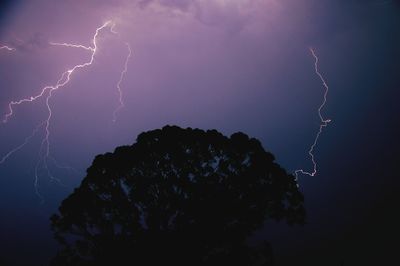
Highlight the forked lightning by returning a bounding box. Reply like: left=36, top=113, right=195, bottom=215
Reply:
left=1, top=21, right=132, bottom=199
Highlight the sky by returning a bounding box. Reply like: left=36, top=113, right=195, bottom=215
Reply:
left=0, top=0, right=399, bottom=265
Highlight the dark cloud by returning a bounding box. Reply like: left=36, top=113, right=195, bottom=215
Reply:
left=9, top=32, right=48, bottom=52
left=0, top=0, right=21, bottom=33
left=138, top=0, right=193, bottom=10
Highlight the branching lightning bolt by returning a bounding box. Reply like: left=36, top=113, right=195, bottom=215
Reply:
left=1, top=21, right=132, bottom=199
left=295, top=48, right=331, bottom=178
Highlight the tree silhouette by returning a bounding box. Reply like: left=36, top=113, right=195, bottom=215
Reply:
left=50, top=125, right=305, bottom=265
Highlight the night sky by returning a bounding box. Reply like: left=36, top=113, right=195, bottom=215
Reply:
left=1, top=0, right=399, bottom=265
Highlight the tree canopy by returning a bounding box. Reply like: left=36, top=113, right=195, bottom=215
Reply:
left=51, top=125, right=305, bottom=265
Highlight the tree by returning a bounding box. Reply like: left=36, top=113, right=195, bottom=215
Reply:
left=50, top=125, right=305, bottom=265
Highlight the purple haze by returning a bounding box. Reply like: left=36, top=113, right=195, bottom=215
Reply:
left=1, top=0, right=399, bottom=265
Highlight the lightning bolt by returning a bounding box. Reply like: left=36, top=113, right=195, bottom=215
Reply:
left=0, top=122, right=45, bottom=165
left=108, top=22, right=132, bottom=122
left=0, top=45, right=16, bottom=51
left=3, top=21, right=112, bottom=123
left=113, top=42, right=131, bottom=122
left=1, top=21, right=132, bottom=199
left=295, top=47, right=331, bottom=178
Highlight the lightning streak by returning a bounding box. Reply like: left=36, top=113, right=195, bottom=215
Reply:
left=48, top=42, right=94, bottom=52
left=113, top=42, right=132, bottom=122
left=0, top=122, right=45, bottom=164
left=3, top=21, right=112, bottom=124
left=1, top=21, right=132, bottom=198
left=295, top=48, right=331, bottom=178
left=0, top=45, right=16, bottom=51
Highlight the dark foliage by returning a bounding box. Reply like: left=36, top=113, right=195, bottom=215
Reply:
left=51, top=125, right=305, bottom=265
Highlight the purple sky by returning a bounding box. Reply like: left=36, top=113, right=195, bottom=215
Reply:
left=1, top=0, right=399, bottom=265
left=1, top=0, right=332, bottom=174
